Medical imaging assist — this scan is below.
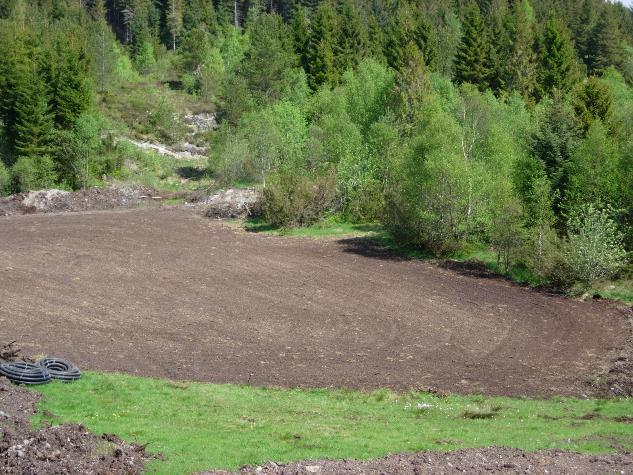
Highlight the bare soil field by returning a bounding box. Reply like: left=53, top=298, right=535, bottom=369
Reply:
left=0, top=208, right=630, bottom=397
left=209, top=449, right=633, bottom=474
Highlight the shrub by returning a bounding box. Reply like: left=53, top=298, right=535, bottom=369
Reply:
left=146, top=98, right=185, bottom=144
left=11, top=155, right=57, bottom=192
left=0, top=161, right=10, bottom=195
left=261, top=169, right=338, bottom=227
left=555, top=205, right=627, bottom=288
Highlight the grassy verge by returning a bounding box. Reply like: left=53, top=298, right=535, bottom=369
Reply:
left=244, top=217, right=383, bottom=239
left=32, top=372, right=633, bottom=474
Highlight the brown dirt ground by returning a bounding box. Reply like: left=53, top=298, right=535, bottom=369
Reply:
left=0, top=207, right=630, bottom=397
left=0, top=377, right=147, bottom=474
left=206, top=448, right=633, bottom=474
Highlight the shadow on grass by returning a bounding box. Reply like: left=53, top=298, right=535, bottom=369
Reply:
left=176, top=166, right=207, bottom=181
left=244, top=217, right=280, bottom=233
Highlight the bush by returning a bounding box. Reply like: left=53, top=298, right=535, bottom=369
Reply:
left=146, top=98, right=185, bottom=144
left=0, top=161, right=10, bottom=195
left=11, top=155, right=57, bottom=192
left=210, top=102, right=308, bottom=185
left=261, top=169, right=338, bottom=227
left=554, top=205, right=627, bottom=288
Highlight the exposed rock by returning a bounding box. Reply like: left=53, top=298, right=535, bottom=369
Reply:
left=124, top=137, right=207, bottom=160
left=183, top=112, right=218, bottom=132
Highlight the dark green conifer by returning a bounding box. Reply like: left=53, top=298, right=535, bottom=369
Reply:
left=538, top=18, right=576, bottom=95
left=453, top=3, right=492, bottom=91
left=587, top=8, right=623, bottom=75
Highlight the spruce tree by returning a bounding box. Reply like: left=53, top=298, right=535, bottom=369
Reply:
left=306, top=0, right=340, bottom=88
left=506, top=0, right=538, bottom=101
left=454, top=3, right=492, bottom=91
left=290, top=4, right=310, bottom=71
left=337, top=0, right=368, bottom=73
left=367, top=15, right=385, bottom=63
left=531, top=92, right=581, bottom=218
left=49, top=42, right=91, bottom=129
left=587, top=8, right=623, bottom=75
left=182, top=0, right=217, bottom=34
left=486, top=0, right=511, bottom=94
left=241, top=13, right=297, bottom=102
left=538, top=18, right=576, bottom=96
left=390, top=41, right=430, bottom=136
left=13, top=60, right=56, bottom=179
left=573, top=0, right=596, bottom=68
left=385, top=4, right=437, bottom=72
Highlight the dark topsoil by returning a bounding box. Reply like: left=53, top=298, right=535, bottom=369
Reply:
left=206, top=448, right=633, bottom=474
left=0, top=207, right=631, bottom=397
left=0, top=377, right=147, bottom=474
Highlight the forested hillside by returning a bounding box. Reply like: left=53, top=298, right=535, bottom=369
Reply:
left=0, top=0, right=631, bottom=292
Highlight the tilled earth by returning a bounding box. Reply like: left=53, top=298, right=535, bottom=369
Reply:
left=0, top=207, right=630, bottom=397
left=207, top=449, right=633, bottom=474
left=0, top=378, right=147, bottom=474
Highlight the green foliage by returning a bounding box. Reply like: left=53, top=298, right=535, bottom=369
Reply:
left=146, top=97, right=185, bottom=144
left=572, top=77, right=613, bottom=132
left=587, top=9, right=623, bottom=75
left=11, top=154, right=57, bottom=191
left=211, top=101, right=308, bottom=184
left=179, top=26, right=210, bottom=73
left=261, top=168, right=338, bottom=227
left=306, top=0, right=340, bottom=88
left=241, top=13, right=298, bottom=103
left=564, top=120, right=620, bottom=211
left=385, top=97, right=466, bottom=254
left=48, top=38, right=92, bottom=129
left=453, top=3, right=492, bottom=91
left=133, top=40, right=156, bottom=74
left=384, top=3, right=437, bottom=72
left=530, top=93, right=581, bottom=216
left=13, top=61, right=55, bottom=163
left=337, top=0, right=368, bottom=73
left=0, top=160, right=10, bottom=195
left=538, top=18, right=577, bottom=96
left=558, top=205, right=627, bottom=288
left=506, top=0, right=537, bottom=100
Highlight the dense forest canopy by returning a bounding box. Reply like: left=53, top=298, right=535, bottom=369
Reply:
left=0, top=0, right=631, bottom=290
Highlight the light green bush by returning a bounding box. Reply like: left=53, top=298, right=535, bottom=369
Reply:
left=0, top=161, right=10, bottom=195
left=557, top=205, right=627, bottom=288
left=261, top=168, right=338, bottom=227
left=11, top=155, right=57, bottom=192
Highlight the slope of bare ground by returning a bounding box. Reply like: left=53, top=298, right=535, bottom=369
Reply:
left=0, top=208, right=629, bottom=396
left=207, top=448, right=633, bottom=475
left=0, top=377, right=147, bottom=474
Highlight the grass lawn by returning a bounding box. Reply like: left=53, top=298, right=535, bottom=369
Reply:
left=32, top=372, right=633, bottom=474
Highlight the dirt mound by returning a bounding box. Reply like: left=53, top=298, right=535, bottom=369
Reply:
left=208, top=448, right=633, bottom=474
left=202, top=188, right=260, bottom=218
left=0, top=377, right=148, bottom=474
left=0, top=185, right=157, bottom=216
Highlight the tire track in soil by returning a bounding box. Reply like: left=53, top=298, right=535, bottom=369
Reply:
left=0, top=207, right=629, bottom=396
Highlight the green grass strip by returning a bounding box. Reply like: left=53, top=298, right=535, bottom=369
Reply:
left=32, top=372, right=633, bottom=474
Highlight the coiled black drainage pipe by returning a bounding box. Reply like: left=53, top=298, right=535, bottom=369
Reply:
left=37, top=358, right=81, bottom=382
left=0, top=362, right=52, bottom=385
